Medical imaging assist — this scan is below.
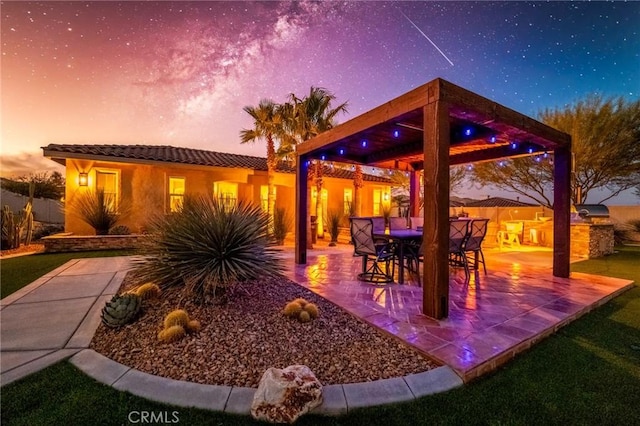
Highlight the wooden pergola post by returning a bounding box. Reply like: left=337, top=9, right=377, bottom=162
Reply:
left=422, top=93, right=451, bottom=319
left=409, top=170, right=420, bottom=218
left=295, top=156, right=309, bottom=264
left=553, top=144, right=572, bottom=277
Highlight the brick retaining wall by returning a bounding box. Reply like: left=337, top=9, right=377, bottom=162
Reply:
left=42, top=234, right=147, bottom=253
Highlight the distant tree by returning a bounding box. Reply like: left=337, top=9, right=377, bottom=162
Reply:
left=1, top=172, right=65, bottom=200
left=471, top=96, right=640, bottom=208
left=240, top=99, right=285, bottom=231
left=280, top=87, right=348, bottom=246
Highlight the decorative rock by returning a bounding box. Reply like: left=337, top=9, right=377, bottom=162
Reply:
left=251, top=365, right=323, bottom=424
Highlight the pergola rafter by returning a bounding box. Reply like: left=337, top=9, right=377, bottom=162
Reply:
left=295, top=78, right=571, bottom=319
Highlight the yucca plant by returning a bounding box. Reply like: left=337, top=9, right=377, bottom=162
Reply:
left=133, top=195, right=284, bottom=303
left=326, top=209, right=341, bottom=246
left=272, top=207, right=291, bottom=245
left=71, top=188, right=122, bottom=235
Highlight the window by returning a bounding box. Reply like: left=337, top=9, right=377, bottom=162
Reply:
left=260, top=185, right=276, bottom=212
left=343, top=188, right=353, bottom=216
left=214, top=181, right=238, bottom=210
left=95, top=170, right=119, bottom=211
left=373, top=189, right=382, bottom=216
left=168, top=177, right=185, bottom=213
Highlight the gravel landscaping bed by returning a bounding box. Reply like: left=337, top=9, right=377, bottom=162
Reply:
left=91, top=273, right=439, bottom=388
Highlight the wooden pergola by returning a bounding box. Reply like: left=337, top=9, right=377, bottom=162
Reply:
left=294, top=78, right=571, bottom=319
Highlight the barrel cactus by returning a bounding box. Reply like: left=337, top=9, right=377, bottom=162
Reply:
left=101, top=293, right=142, bottom=328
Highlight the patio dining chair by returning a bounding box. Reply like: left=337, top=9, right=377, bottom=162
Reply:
left=464, top=218, right=489, bottom=275
left=404, top=220, right=471, bottom=283
left=389, top=217, right=408, bottom=230
left=449, top=219, right=471, bottom=282
left=371, top=217, right=386, bottom=233
left=350, top=217, right=396, bottom=284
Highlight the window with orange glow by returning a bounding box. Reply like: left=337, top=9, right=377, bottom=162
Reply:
left=96, top=170, right=119, bottom=211
left=168, top=177, right=185, bottom=212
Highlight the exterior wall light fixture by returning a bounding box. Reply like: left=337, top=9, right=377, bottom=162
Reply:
left=78, top=172, right=88, bottom=186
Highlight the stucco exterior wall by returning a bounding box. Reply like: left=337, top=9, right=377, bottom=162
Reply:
left=63, top=158, right=389, bottom=236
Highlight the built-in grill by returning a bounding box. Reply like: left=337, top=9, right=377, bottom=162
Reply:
left=574, top=204, right=610, bottom=223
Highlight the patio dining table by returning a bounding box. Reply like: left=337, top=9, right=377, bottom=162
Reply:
left=373, top=229, right=423, bottom=284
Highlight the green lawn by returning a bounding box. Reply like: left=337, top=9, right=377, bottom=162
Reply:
left=2, top=247, right=639, bottom=425
left=0, top=250, right=135, bottom=298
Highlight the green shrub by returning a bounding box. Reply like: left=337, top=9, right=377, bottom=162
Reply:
left=70, top=189, right=123, bottom=235
left=327, top=209, right=341, bottom=244
left=272, top=207, right=291, bottom=245
left=132, top=195, right=284, bottom=302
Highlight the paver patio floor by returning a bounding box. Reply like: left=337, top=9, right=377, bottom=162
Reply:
left=279, top=245, right=633, bottom=382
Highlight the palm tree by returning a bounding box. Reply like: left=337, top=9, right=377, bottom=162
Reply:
left=280, top=87, right=348, bottom=246
left=240, top=99, right=284, bottom=233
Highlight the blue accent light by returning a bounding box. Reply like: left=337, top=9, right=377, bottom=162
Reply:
left=528, top=147, right=534, bottom=154
left=338, top=148, right=345, bottom=155
left=305, top=160, right=310, bottom=166
left=466, top=164, right=473, bottom=171
left=464, top=127, right=473, bottom=137
left=393, top=130, right=400, bottom=138
left=361, top=140, right=368, bottom=148
left=489, top=135, right=497, bottom=143
left=535, top=156, right=541, bottom=162
left=511, top=142, right=518, bottom=149
left=498, top=161, right=504, bottom=167
left=320, top=154, right=326, bottom=160
left=543, top=151, right=549, bottom=158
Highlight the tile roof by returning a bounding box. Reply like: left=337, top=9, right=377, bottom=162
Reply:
left=464, top=197, right=537, bottom=208
left=42, top=144, right=392, bottom=183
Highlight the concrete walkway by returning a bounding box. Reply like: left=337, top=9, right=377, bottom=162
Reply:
left=0, top=256, right=462, bottom=415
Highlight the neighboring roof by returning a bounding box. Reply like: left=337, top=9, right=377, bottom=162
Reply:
left=465, top=197, right=537, bottom=208
left=41, top=144, right=392, bottom=183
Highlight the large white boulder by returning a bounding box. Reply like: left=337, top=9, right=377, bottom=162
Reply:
left=251, top=365, right=323, bottom=423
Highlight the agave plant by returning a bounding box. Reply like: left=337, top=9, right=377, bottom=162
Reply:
left=133, top=195, right=284, bottom=302
left=71, top=188, right=122, bottom=235
left=101, top=293, right=142, bottom=328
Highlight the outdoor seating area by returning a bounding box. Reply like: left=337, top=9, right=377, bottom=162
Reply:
left=350, top=216, right=490, bottom=285
left=281, top=245, right=633, bottom=382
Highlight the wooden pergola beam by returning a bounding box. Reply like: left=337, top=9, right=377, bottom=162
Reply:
left=297, top=86, right=429, bottom=156
left=294, top=77, right=572, bottom=321
left=553, top=145, right=572, bottom=277
left=441, top=80, right=571, bottom=147
left=295, top=156, right=309, bottom=264
left=422, top=84, right=451, bottom=319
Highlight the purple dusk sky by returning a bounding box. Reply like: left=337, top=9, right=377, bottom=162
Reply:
left=1, top=1, right=638, bottom=202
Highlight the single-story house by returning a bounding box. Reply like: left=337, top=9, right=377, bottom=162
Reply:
left=42, top=144, right=392, bottom=235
